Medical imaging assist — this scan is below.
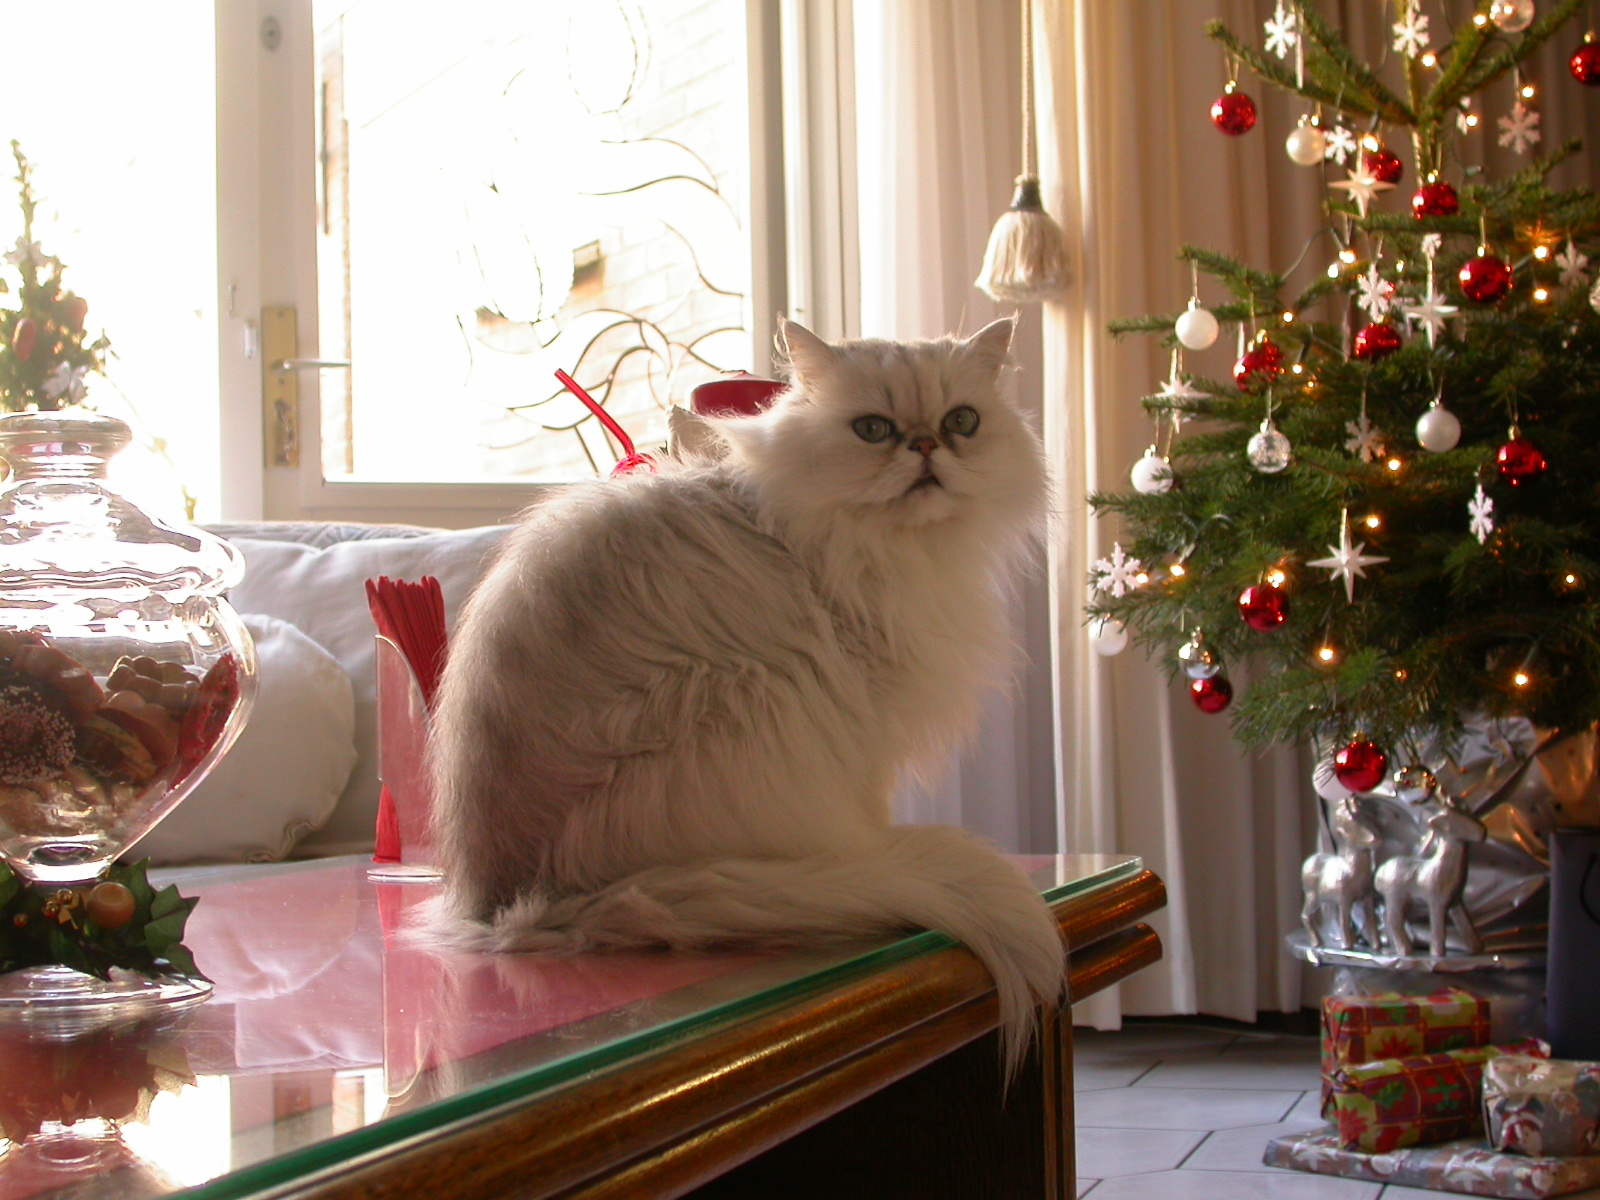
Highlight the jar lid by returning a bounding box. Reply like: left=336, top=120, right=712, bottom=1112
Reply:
left=0, top=409, right=244, bottom=602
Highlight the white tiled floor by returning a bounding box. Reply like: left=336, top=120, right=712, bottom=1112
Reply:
left=1071, top=1020, right=1598, bottom=1199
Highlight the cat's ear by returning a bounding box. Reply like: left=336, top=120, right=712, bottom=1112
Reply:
left=777, top=316, right=837, bottom=384
left=959, top=318, right=1015, bottom=378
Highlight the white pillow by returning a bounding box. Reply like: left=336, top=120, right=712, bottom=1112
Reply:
left=222, top=525, right=510, bottom=854
left=131, top=615, right=358, bottom=865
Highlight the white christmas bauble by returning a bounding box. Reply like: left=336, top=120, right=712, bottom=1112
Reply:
left=1175, top=300, right=1220, bottom=350
left=1590, top=275, right=1600, bottom=315
left=1286, top=123, right=1328, bottom=166
left=1490, top=0, right=1534, bottom=32
left=1313, top=757, right=1354, bottom=802
left=1415, top=404, right=1462, bottom=453
left=1247, top=420, right=1292, bottom=473
left=1130, top=448, right=1174, bottom=494
left=1091, top=618, right=1128, bottom=656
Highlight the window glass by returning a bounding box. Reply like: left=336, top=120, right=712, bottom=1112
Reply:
left=315, top=0, right=753, bottom=482
left=0, top=4, right=216, bottom=519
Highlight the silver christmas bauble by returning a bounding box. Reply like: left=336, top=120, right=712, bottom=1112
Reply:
left=1286, top=122, right=1327, bottom=166
left=1176, top=631, right=1220, bottom=679
left=1175, top=300, right=1220, bottom=351
left=1392, top=763, right=1439, bottom=804
left=1415, top=403, right=1461, bottom=453
left=1490, top=0, right=1534, bottom=32
left=1091, top=618, right=1128, bottom=656
left=1130, top=447, right=1174, bottom=494
left=1312, top=757, right=1353, bottom=801
left=1247, top=420, right=1292, bottom=473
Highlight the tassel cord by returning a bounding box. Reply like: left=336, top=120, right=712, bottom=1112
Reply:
left=1021, top=0, right=1035, bottom=180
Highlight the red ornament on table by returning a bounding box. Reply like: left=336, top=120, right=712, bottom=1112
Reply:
left=1459, top=253, right=1513, bottom=303
left=1190, top=674, right=1233, bottom=713
left=1352, top=322, right=1402, bottom=361
left=1497, top=436, right=1547, bottom=485
left=1363, top=148, right=1403, bottom=185
left=1238, top=583, right=1290, bottom=631
left=1411, top=181, right=1459, bottom=218
left=1333, top=740, right=1388, bottom=793
left=1232, top=337, right=1284, bottom=390
left=1571, top=37, right=1600, bottom=85
left=1211, top=87, right=1257, bottom=136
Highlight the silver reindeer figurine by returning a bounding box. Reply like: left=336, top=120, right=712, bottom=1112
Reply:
left=1301, top=796, right=1380, bottom=950
left=1375, top=799, right=1488, bottom=958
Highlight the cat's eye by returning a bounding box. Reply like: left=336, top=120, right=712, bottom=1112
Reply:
left=852, top=415, right=898, bottom=443
left=941, top=406, right=980, bottom=438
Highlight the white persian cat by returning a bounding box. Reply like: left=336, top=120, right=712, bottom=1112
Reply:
left=428, top=317, right=1064, bottom=1065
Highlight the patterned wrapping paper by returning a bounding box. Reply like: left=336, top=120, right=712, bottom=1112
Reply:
left=1331, top=1040, right=1549, bottom=1152
left=1265, top=1128, right=1600, bottom=1199
left=1322, top=987, right=1492, bottom=1114
left=1484, top=1055, right=1600, bottom=1159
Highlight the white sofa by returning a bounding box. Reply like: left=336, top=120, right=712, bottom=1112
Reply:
left=131, top=521, right=511, bottom=865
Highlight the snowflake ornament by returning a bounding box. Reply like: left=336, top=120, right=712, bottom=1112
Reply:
left=1092, top=543, right=1145, bottom=599
left=1264, top=2, right=1299, bottom=58
left=41, top=362, right=88, bottom=405
left=1469, top=484, right=1496, bottom=544
left=1356, top=264, right=1396, bottom=320
left=1497, top=102, right=1542, bottom=155
left=1323, top=124, right=1358, bottom=165
left=1421, top=233, right=1444, bottom=260
left=1392, top=4, right=1431, bottom=56
left=1557, top=240, right=1590, bottom=289
left=1344, top=413, right=1386, bottom=463
left=4, top=237, right=60, bottom=274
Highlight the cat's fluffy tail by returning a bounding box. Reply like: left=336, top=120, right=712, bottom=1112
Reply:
left=426, top=824, right=1065, bottom=1074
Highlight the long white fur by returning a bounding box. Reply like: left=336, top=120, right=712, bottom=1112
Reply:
left=426, top=317, right=1065, bottom=1071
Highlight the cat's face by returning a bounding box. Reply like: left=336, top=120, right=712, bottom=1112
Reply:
left=726, top=319, right=1045, bottom=535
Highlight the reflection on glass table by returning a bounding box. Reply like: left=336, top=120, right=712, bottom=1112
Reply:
left=0, top=853, right=1161, bottom=1200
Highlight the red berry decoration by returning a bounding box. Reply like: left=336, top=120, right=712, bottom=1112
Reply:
left=1363, top=148, right=1403, bottom=184
left=1232, top=337, right=1284, bottom=390
left=1238, top=583, right=1290, bottom=631
left=1497, top=436, right=1548, bottom=485
left=1571, top=38, right=1600, bottom=85
left=1352, top=322, right=1402, bottom=361
left=1459, top=253, right=1513, bottom=303
left=1211, top=88, right=1257, bottom=136
left=1190, top=674, right=1233, bottom=713
left=1411, top=181, right=1460, bottom=218
left=1333, top=740, right=1388, bottom=793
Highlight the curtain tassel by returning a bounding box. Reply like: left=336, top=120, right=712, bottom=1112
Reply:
left=976, top=174, right=1069, bottom=303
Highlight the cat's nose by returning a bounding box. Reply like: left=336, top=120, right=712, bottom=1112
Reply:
left=906, top=435, right=937, bottom=457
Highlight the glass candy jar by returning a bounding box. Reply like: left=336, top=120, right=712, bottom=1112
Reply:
left=0, top=410, right=255, bottom=1016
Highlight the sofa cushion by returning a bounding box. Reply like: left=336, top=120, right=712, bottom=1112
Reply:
left=130, top=614, right=358, bottom=865
left=222, top=525, right=510, bottom=854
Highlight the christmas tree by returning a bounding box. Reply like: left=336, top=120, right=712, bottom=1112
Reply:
left=1087, top=0, right=1600, bottom=783
left=0, top=141, right=108, bottom=412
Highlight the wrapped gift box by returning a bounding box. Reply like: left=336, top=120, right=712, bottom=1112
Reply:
left=1331, top=1041, right=1547, bottom=1152
left=1323, top=987, right=1492, bottom=1113
left=1485, top=1054, right=1600, bottom=1159
left=1266, top=1128, right=1600, bottom=1199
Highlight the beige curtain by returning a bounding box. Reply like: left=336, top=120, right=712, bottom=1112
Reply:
left=1035, top=0, right=1600, bottom=1028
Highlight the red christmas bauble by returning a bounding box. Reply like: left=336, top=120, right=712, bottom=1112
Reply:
left=1190, top=674, right=1233, bottom=713
left=60, top=295, right=88, bottom=332
left=1571, top=40, right=1600, bottom=85
left=1211, top=90, right=1257, bottom=136
left=1232, top=338, right=1284, bottom=390
left=1497, top=436, right=1548, bottom=485
left=1411, top=181, right=1460, bottom=218
left=1459, top=254, right=1513, bottom=303
left=1238, top=583, right=1290, bottom=631
left=1333, top=740, right=1388, bottom=793
left=1363, top=148, right=1403, bottom=184
left=1352, top=322, right=1402, bottom=361
left=10, top=318, right=35, bottom=363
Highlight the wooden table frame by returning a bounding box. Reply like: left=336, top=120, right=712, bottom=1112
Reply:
left=254, top=868, right=1166, bottom=1200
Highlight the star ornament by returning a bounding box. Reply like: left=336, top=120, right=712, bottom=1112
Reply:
left=1309, top=510, right=1389, bottom=603
left=1330, top=168, right=1392, bottom=218
left=1402, top=285, right=1459, bottom=347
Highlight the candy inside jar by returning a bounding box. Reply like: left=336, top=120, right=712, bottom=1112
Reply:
left=0, top=410, right=256, bottom=889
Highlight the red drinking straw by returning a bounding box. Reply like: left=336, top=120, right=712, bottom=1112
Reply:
left=554, top=369, right=657, bottom=476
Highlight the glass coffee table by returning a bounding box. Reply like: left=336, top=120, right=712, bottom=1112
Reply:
left=0, top=854, right=1163, bottom=1200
